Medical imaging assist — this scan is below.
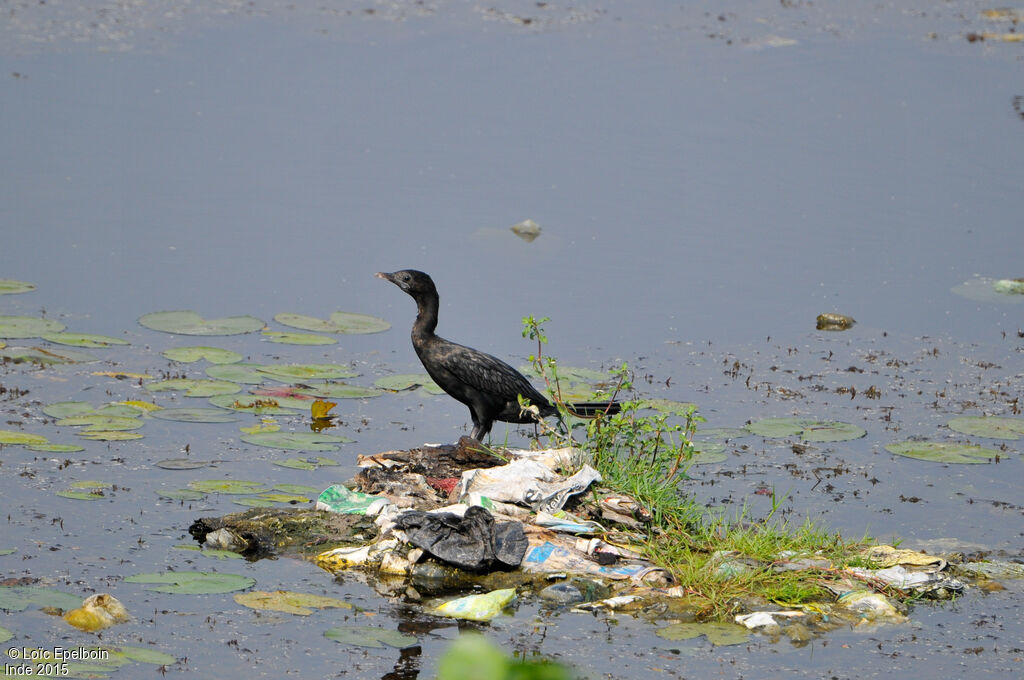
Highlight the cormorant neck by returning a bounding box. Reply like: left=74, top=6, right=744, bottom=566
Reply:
left=412, top=290, right=439, bottom=340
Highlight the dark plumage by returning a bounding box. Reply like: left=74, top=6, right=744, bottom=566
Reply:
left=376, top=269, right=618, bottom=440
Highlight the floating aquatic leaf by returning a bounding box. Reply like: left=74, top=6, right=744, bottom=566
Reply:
left=157, top=489, right=206, bottom=501
left=520, top=364, right=616, bottom=384
left=236, top=590, right=352, bottom=615
left=70, top=480, right=113, bottom=490
left=274, top=483, right=321, bottom=496
left=324, top=626, right=418, bottom=649
left=44, top=401, right=149, bottom=419
left=105, top=645, right=177, bottom=666
left=695, top=427, right=751, bottom=440
left=746, top=418, right=866, bottom=442
left=150, top=407, right=239, bottom=423
left=77, top=431, right=144, bottom=441
left=0, top=345, right=97, bottom=364
left=656, top=622, right=749, bottom=646
left=311, top=399, right=336, bottom=419
left=884, top=441, right=1000, bottom=464
left=637, top=399, right=699, bottom=416
left=293, top=383, right=384, bottom=399
left=162, top=346, right=244, bottom=364
left=93, top=370, right=153, bottom=379
left=241, top=431, right=352, bottom=451
left=188, top=479, right=267, bottom=494
left=240, top=420, right=280, bottom=435
left=0, top=625, right=10, bottom=644
left=273, top=456, right=340, bottom=470
left=124, top=571, right=255, bottom=594
left=0, top=548, right=17, bottom=556
left=951, top=277, right=1024, bottom=304
left=139, top=310, right=265, bottom=336
left=155, top=458, right=214, bottom=470
left=206, top=363, right=268, bottom=384
left=208, top=394, right=304, bottom=414
left=257, top=492, right=310, bottom=503
left=690, top=445, right=728, bottom=465
left=56, top=490, right=104, bottom=501
left=374, top=373, right=442, bottom=392
left=261, top=331, right=337, bottom=345
left=0, top=315, right=65, bottom=338
left=257, top=363, right=359, bottom=381
left=232, top=497, right=277, bottom=507
left=0, top=279, right=35, bottom=295
left=173, top=544, right=243, bottom=560
left=275, top=311, right=391, bottom=335
left=40, top=332, right=129, bottom=348
left=947, top=415, right=1024, bottom=440
left=57, top=415, right=144, bottom=431
left=27, top=443, right=86, bottom=453
left=145, top=378, right=242, bottom=398
left=0, top=586, right=82, bottom=612
left=800, top=422, right=867, bottom=443
left=0, top=429, right=48, bottom=445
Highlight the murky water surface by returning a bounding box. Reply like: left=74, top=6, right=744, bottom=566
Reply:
left=1, top=2, right=1021, bottom=678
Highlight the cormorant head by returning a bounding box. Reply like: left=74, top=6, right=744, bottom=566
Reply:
left=375, top=270, right=437, bottom=299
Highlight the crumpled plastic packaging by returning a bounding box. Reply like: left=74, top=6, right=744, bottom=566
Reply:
left=453, top=458, right=601, bottom=513
left=735, top=610, right=805, bottom=630
left=316, top=484, right=392, bottom=515
left=433, top=587, right=517, bottom=621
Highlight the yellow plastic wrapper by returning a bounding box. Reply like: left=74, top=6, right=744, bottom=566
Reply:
left=433, top=588, right=516, bottom=622
left=63, top=594, right=131, bottom=632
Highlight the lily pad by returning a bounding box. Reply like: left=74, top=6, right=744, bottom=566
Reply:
left=188, top=479, right=267, bottom=494
left=155, top=458, right=215, bottom=470
left=273, top=483, right=321, bottom=496
left=0, top=279, right=35, bottom=295
left=173, top=544, right=243, bottom=560
left=40, top=332, right=129, bottom=348
left=78, top=430, right=145, bottom=441
left=656, top=622, right=749, bottom=646
left=150, top=407, right=240, bottom=423
left=241, top=431, right=352, bottom=451
left=206, top=363, right=268, bottom=384
left=746, top=417, right=866, bottom=442
left=208, top=394, right=305, bottom=414
left=56, top=490, right=105, bottom=501
left=240, top=420, right=280, bottom=435
left=162, top=346, right=244, bottom=364
left=139, top=310, right=265, bottom=336
left=690, top=445, right=728, bottom=465
left=43, top=401, right=148, bottom=419
left=0, top=549, right=16, bottom=556
left=257, top=363, right=359, bottom=381
left=520, top=364, right=617, bottom=385
left=291, top=382, right=384, bottom=399
left=884, top=441, right=1000, bottom=464
left=374, top=373, right=443, bottom=393
left=145, top=378, right=242, bottom=398
left=236, top=590, right=351, bottom=615
left=0, top=586, right=82, bottom=612
left=261, top=331, right=337, bottom=345
left=637, top=399, right=700, bottom=416
left=274, top=311, right=391, bottom=335
left=951, top=276, right=1024, bottom=304
left=947, top=415, right=1024, bottom=440
left=27, top=443, right=86, bottom=453
left=0, top=345, right=98, bottom=364
left=695, top=427, right=751, bottom=440
left=0, top=625, right=10, bottom=644
left=124, top=571, right=255, bottom=594
left=105, top=645, right=178, bottom=666
left=0, top=429, right=48, bottom=445
left=157, top=488, right=207, bottom=501
left=273, top=456, right=341, bottom=470
left=56, top=415, right=144, bottom=431
left=324, top=626, right=418, bottom=649
left=0, top=315, right=65, bottom=338
left=232, top=497, right=277, bottom=508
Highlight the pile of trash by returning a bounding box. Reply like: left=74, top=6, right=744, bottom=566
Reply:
left=188, top=438, right=1004, bottom=629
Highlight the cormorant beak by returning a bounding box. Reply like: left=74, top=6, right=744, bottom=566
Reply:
left=375, top=272, right=396, bottom=284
